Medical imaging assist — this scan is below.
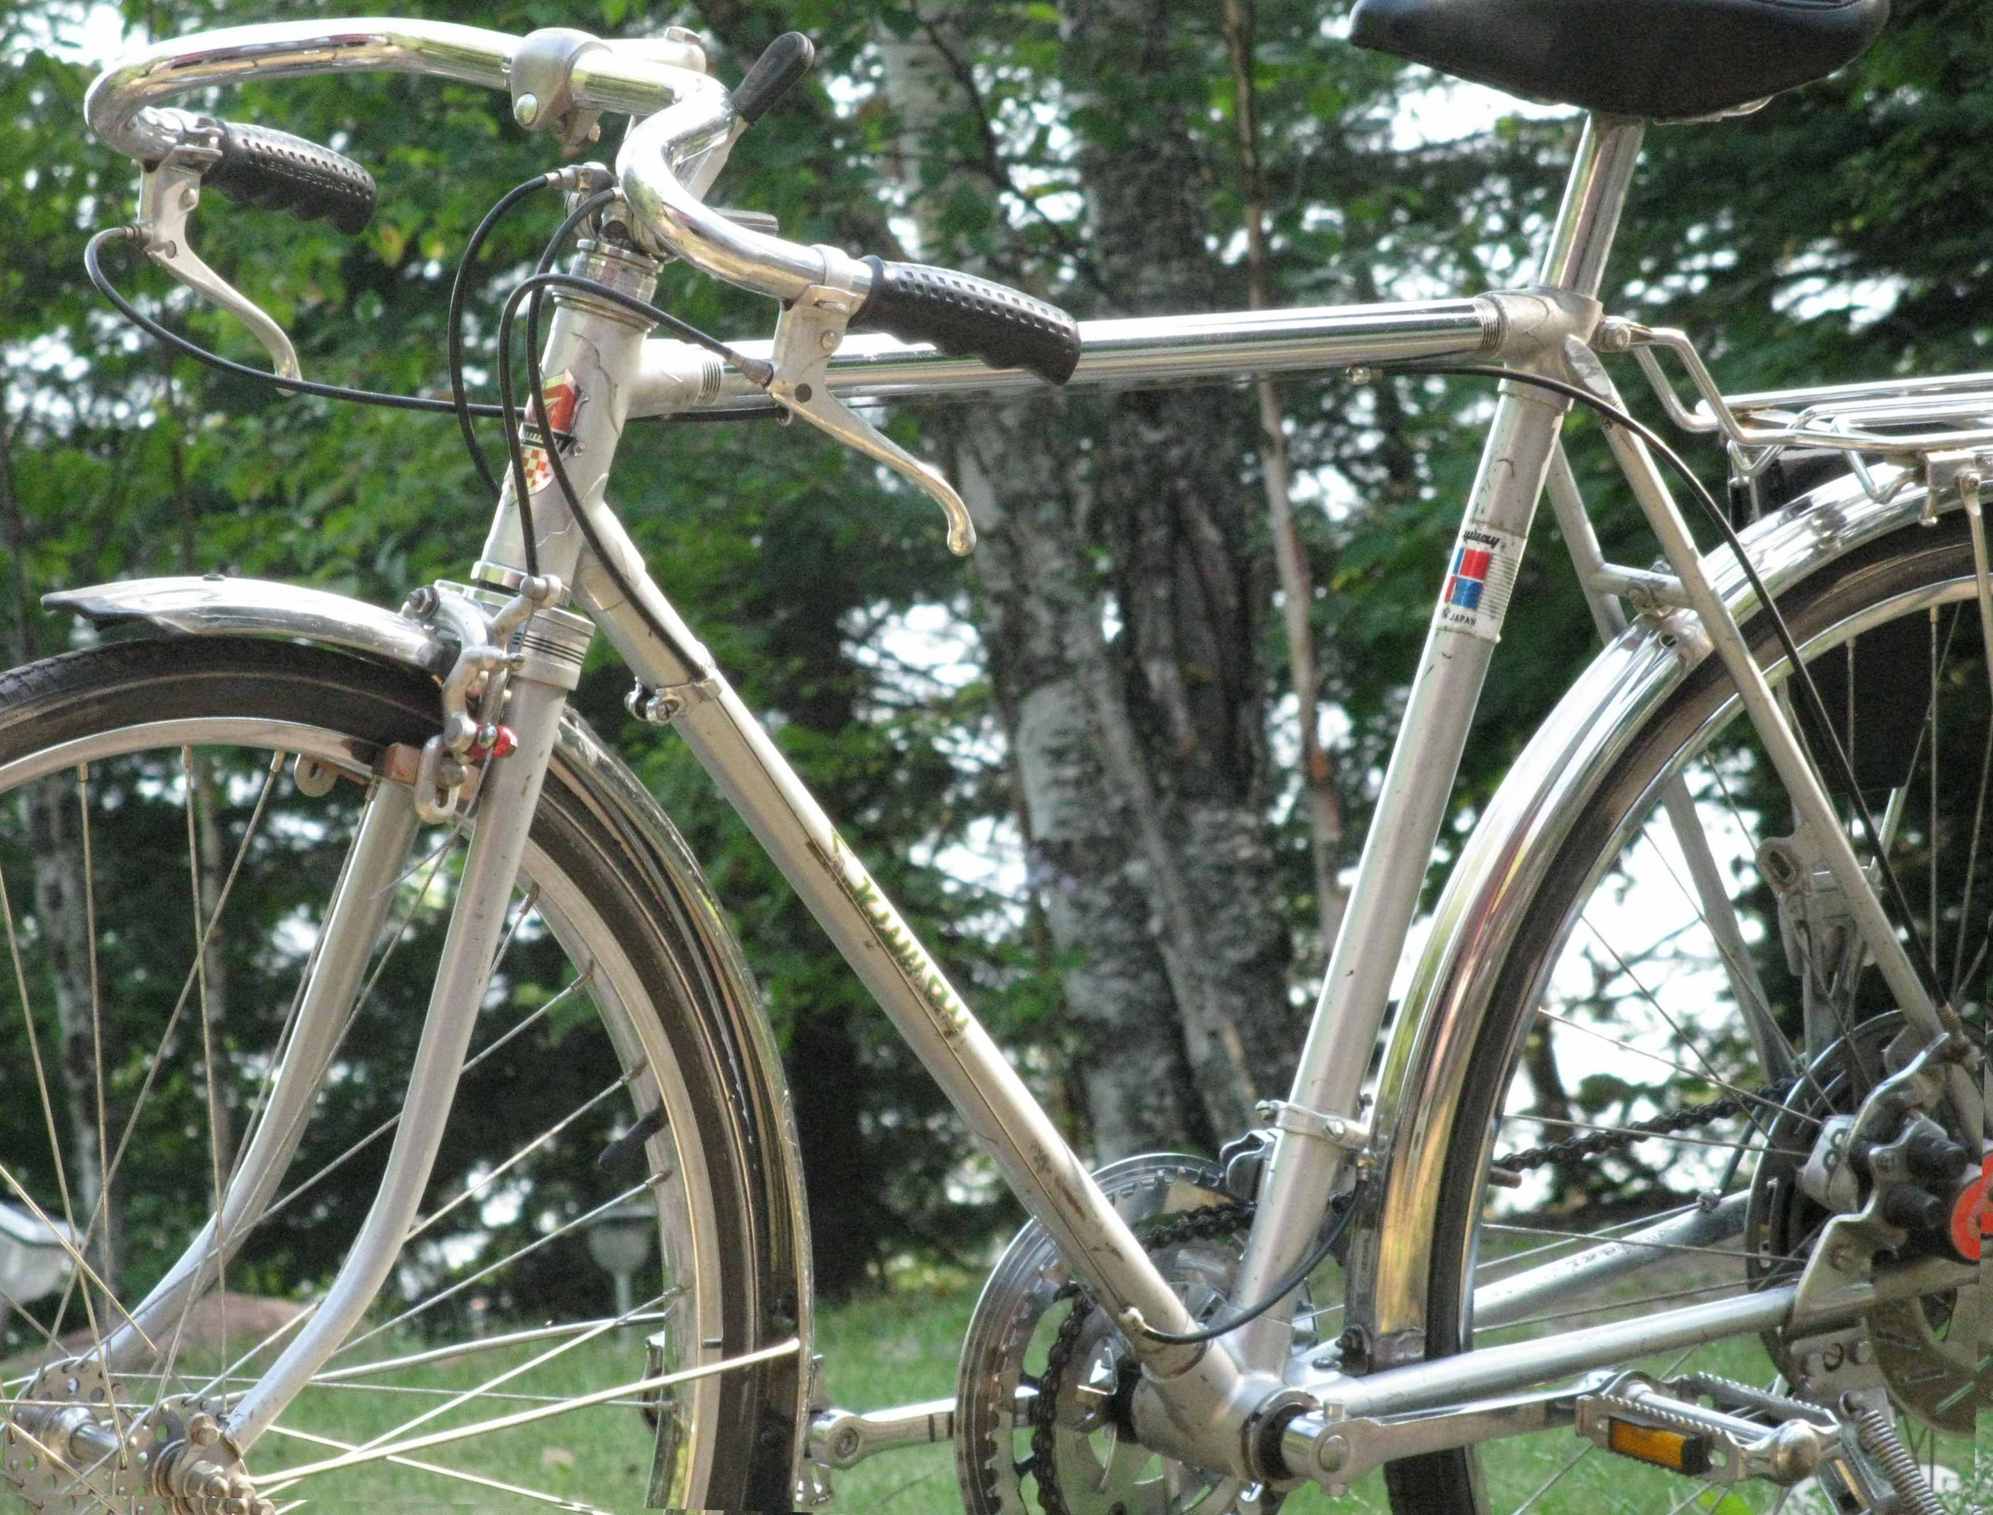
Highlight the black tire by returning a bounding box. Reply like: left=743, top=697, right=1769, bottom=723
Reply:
left=1385, top=519, right=1988, bottom=1511
left=0, top=637, right=799, bottom=1512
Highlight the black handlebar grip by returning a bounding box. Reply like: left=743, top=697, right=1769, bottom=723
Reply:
left=205, top=120, right=377, bottom=236
left=850, top=257, right=1081, bottom=385
left=732, top=32, right=816, bottom=124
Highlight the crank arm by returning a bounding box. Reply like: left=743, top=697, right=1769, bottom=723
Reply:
left=767, top=276, right=976, bottom=555
left=807, top=1395, right=967, bottom=1469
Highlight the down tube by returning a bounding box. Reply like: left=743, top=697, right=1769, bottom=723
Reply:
left=655, top=667, right=1249, bottom=1409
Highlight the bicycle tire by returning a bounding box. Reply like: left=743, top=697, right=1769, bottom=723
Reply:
left=0, top=637, right=799, bottom=1512
left=1382, top=516, right=1988, bottom=1512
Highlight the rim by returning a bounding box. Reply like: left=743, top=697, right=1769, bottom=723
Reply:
left=0, top=712, right=723, bottom=1512
left=1423, top=561, right=1989, bottom=1510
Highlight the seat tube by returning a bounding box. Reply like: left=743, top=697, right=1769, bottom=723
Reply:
left=1229, top=116, right=1646, bottom=1373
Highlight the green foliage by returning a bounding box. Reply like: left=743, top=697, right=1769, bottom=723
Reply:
left=6, top=0, right=1992, bottom=1285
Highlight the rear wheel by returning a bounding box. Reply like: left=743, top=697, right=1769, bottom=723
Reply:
left=1384, top=519, right=1989, bottom=1512
left=0, top=638, right=799, bottom=1512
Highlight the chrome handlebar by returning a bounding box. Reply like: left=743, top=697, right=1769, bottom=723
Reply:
left=83, top=16, right=864, bottom=308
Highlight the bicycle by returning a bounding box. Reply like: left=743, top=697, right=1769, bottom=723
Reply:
left=1, top=2, right=1986, bottom=1512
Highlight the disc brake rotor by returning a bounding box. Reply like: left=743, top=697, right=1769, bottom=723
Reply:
left=952, top=1153, right=1307, bottom=1515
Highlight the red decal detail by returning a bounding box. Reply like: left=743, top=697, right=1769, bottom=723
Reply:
left=519, top=372, right=580, bottom=495
left=1951, top=1160, right=1989, bottom=1262
left=1455, top=548, right=1493, bottom=581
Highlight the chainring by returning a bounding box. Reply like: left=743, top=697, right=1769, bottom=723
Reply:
left=1746, top=1014, right=1991, bottom=1432
left=952, top=1153, right=1305, bottom=1515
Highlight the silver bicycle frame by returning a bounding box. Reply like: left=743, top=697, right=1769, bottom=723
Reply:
left=71, top=18, right=1979, bottom=1489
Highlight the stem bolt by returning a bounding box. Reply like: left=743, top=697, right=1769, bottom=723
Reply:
left=514, top=92, right=542, bottom=127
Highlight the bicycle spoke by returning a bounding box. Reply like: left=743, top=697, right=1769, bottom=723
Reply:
left=0, top=864, right=89, bottom=1339
left=332, top=1177, right=660, bottom=1361
left=259, top=1339, right=802, bottom=1490
left=405, top=1071, right=630, bottom=1243
left=260, top=1420, right=613, bottom=1512
left=59, top=752, right=284, bottom=1330
left=1478, top=1276, right=1762, bottom=1335
left=260, top=972, right=585, bottom=1234
left=75, top=763, right=115, bottom=1362
left=0, top=1162, right=153, bottom=1351
left=1532, top=1008, right=1816, bottom=1128
left=1580, top=920, right=1781, bottom=1150
left=184, top=748, right=234, bottom=1378
left=337, top=1288, right=672, bottom=1463
left=1951, top=693, right=1993, bottom=1001
left=1498, top=1112, right=1804, bottom=1159
left=1480, top=1221, right=1781, bottom=1266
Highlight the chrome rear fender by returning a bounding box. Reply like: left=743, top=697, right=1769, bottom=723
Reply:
left=1348, top=467, right=1931, bottom=1367
left=42, top=573, right=814, bottom=1496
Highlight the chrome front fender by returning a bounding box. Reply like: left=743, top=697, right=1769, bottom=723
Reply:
left=43, top=573, right=815, bottom=1498
left=1350, top=467, right=1931, bottom=1365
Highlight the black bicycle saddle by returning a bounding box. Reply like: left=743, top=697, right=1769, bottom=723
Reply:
left=1349, top=0, right=1890, bottom=120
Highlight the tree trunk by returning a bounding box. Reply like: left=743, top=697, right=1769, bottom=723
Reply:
left=886, top=3, right=1299, bottom=1158
left=0, top=406, right=124, bottom=1304
left=1222, top=0, right=1348, bottom=953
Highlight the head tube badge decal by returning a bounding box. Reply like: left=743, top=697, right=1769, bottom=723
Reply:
left=1434, top=522, right=1525, bottom=643
left=519, top=371, right=581, bottom=496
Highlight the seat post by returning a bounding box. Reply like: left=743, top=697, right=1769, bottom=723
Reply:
left=1538, top=114, right=1646, bottom=298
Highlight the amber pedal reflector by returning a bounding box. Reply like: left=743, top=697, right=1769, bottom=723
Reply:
left=1606, top=1420, right=1713, bottom=1476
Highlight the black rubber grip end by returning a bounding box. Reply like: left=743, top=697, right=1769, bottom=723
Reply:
left=732, top=32, right=816, bottom=124
left=206, top=120, right=376, bottom=235
left=851, top=257, right=1081, bottom=386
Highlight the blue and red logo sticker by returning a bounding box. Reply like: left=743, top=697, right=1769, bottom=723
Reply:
left=1433, top=523, right=1524, bottom=643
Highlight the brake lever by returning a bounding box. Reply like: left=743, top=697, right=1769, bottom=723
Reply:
left=766, top=269, right=975, bottom=555
left=136, top=128, right=301, bottom=382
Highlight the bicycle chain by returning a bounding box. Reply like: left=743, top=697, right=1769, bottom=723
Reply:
left=1491, top=1078, right=1796, bottom=1176
left=1028, top=1201, right=1255, bottom=1515
left=1024, top=1082, right=1798, bottom=1514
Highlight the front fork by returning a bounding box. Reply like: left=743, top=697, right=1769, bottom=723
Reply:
left=75, top=578, right=594, bottom=1466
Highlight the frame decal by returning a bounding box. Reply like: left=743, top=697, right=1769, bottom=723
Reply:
left=814, top=835, right=972, bottom=1042
left=1434, top=522, right=1525, bottom=643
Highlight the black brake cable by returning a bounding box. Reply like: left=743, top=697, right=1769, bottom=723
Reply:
left=84, top=226, right=510, bottom=418
left=1394, top=360, right=1947, bottom=1009
left=448, top=172, right=561, bottom=497
left=1130, top=1199, right=1353, bottom=1347
left=490, top=187, right=625, bottom=580
left=494, top=208, right=773, bottom=657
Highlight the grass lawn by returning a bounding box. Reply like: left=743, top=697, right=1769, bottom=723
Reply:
left=12, top=1281, right=1983, bottom=1511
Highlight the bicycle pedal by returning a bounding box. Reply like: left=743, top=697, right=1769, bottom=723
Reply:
left=1574, top=1373, right=1832, bottom=1487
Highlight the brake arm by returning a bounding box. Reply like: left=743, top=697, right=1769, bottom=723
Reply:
left=136, top=123, right=301, bottom=382
left=766, top=265, right=976, bottom=556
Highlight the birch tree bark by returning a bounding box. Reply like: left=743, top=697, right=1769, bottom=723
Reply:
left=1, top=400, right=124, bottom=1298
left=881, top=2, right=1301, bottom=1155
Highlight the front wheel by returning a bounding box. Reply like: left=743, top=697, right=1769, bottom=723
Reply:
left=0, top=638, right=801, bottom=1512
left=1384, top=517, right=1989, bottom=1512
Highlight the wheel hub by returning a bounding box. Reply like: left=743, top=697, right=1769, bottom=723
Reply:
left=4, top=1360, right=157, bottom=1514
left=1746, top=1020, right=1991, bottom=1432
left=2, top=1369, right=272, bottom=1515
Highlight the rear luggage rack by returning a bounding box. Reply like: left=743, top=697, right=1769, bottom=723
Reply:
left=1608, top=318, right=1993, bottom=504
